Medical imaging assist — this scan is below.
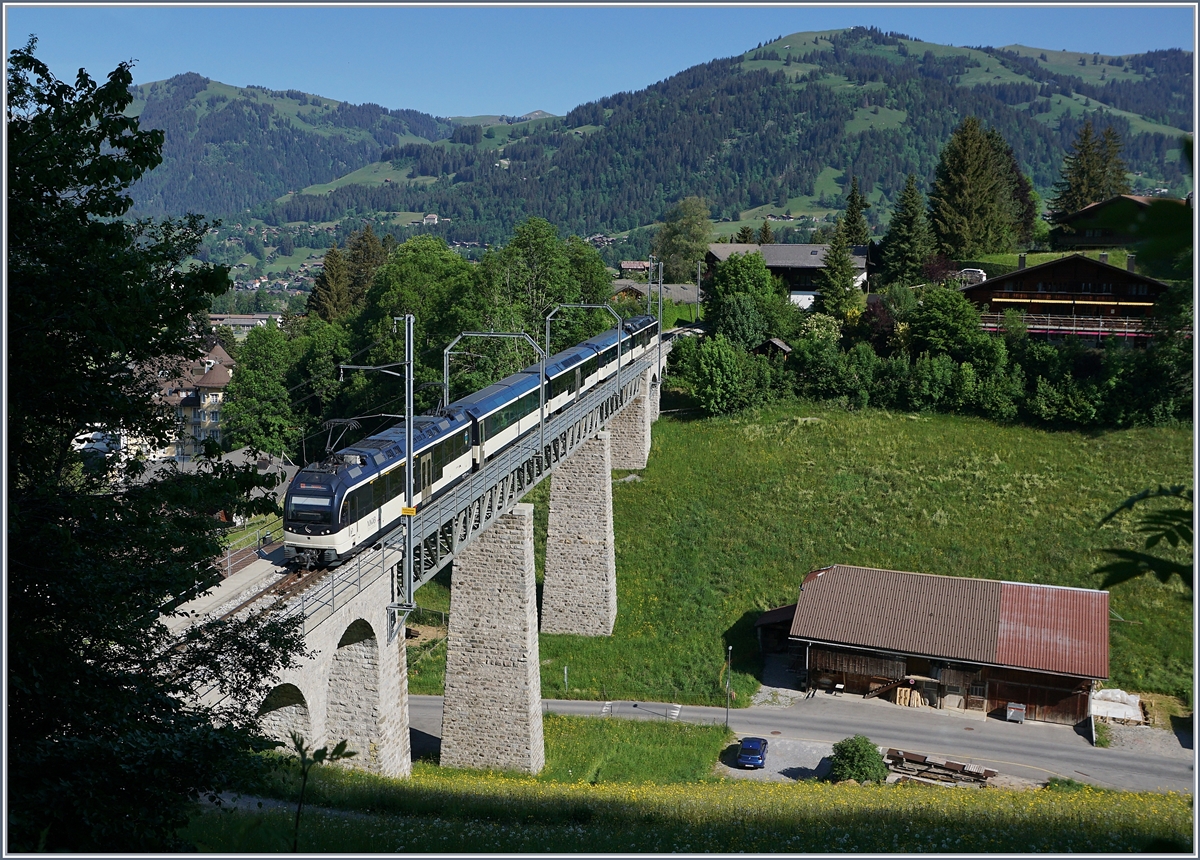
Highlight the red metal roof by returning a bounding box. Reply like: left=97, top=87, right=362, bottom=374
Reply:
left=786, top=565, right=1108, bottom=679
left=996, top=583, right=1108, bottom=679
left=755, top=603, right=798, bottom=627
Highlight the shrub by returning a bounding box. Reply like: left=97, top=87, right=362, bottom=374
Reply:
left=829, top=735, right=889, bottom=784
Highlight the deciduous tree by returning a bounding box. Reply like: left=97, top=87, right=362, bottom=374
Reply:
left=7, top=40, right=304, bottom=852
left=651, top=196, right=712, bottom=282
left=223, top=321, right=300, bottom=455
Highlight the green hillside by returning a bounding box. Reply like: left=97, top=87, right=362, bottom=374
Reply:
left=256, top=27, right=1190, bottom=246
left=125, top=74, right=452, bottom=216
left=126, top=27, right=1191, bottom=247
left=408, top=404, right=1193, bottom=706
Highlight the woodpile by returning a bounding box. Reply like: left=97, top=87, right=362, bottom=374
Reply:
left=895, top=686, right=925, bottom=707
left=885, top=749, right=997, bottom=786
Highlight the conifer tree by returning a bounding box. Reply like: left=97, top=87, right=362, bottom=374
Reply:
left=880, top=174, right=935, bottom=287
left=345, top=224, right=386, bottom=306
left=307, top=242, right=353, bottom=321
left=843, top=176, right=871, bottom=245
left=735, top=224, right=757, bottom=244
left=1049, top=121, right=1130, bottom=218
left=758, top=219, right=775, bottom=244
left=816, top=219, right=864, bottom=319
left=928, top=116, right=1029, bottom=258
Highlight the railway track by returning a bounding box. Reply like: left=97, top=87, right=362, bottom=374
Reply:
left=216, top=565, right=331, bottom=621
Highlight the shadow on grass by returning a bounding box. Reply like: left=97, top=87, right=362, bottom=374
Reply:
left=659, top=387, right=706, bottom=422
left=723, top=610, right=765, bottom=686
left=411, top=728, right=440, bottom=764
left=1169, top=713, right=1193, bottom=750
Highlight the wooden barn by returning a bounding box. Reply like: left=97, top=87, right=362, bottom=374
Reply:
left=756, top=564, right=1109, bottom=725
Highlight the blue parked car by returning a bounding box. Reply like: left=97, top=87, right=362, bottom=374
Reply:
left=736, top=737, right=768, bottom=769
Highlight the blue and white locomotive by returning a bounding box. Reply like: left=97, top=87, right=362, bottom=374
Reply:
left=282, top=315, right=658, bottom=568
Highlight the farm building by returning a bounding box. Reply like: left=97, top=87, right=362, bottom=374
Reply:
left=756, top=564, right=1109, bottom=725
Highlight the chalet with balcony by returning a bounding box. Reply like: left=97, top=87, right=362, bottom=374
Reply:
left=959, top=253, right=1171, bottom=339
left=1051, top=194, right=1189, bottom=250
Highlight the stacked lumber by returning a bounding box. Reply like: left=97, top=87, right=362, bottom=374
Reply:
left=885, top=749, right=997, bottom=786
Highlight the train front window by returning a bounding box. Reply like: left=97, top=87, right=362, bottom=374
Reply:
left=287, top=495, right=333, bottom=524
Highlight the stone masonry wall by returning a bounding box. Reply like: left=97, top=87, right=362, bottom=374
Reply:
left=264, top=569, right=412, bottom=779
left=542, top=432, right=616, bottom=636
left=326, top=621, right=381, bottom=771
left=608, top=368, right=652, bottom=470
left=440, top=504, right=545, bottom=773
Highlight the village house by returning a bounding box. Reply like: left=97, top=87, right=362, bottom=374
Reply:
left=154, top=344, right=236, bottom=463
left=706, top=243, right=869, bottom=309
left=619, top=260, right=653, bottom=278
left=208, top=312, right=285, bottom=340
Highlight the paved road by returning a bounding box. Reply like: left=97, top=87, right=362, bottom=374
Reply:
left=409, top=693, right=1194, bottom=793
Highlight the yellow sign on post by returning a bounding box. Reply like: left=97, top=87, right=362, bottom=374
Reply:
left=401, top=507, right=417, bottom=516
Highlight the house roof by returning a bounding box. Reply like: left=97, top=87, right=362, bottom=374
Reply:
left=1061, top=194, right=1187, bottom=222
left=786, top=564, right=1108, bottom=679
left=959, top=253, right=1167, bottom=295
left=195, top=362, right=233, bottom=389
left=611, top=279, right=701, bottom=303
left=707, top=243, right=867, bottom=270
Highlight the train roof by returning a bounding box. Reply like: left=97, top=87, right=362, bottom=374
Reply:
left=447, top=369, right=541, bottom=420
left=542, top=343, right=599, bottom=378
left=293, top=414, right=468, bottom=485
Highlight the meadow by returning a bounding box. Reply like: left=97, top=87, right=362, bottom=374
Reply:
left=410, top=401, right=1192, bottom=705
left=183, top=714, right=1193, bottom=853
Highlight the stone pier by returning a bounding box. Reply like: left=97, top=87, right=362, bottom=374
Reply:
left=255, top=571, right=412, bottom=778
left=541, top=431, right=616, bottom=636
left=440, top=503, right=544, bottom=774
left=609, top=368, right=652, bottom=470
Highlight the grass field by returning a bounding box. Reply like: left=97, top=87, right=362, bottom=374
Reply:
left=409, top=402, right=1192, bottom=705
left=182, top=714, right=1193, bottom=853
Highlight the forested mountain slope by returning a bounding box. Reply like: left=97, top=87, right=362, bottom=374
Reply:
left=125, top=74, right=452, bottom=216
left=128, top=27, right=1191, bottom=242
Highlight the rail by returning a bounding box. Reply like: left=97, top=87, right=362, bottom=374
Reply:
left=213, top=516, right=284, bottom=578
left=980, top=313, right=1152, bottom=338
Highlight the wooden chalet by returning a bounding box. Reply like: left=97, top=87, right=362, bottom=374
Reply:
left=1052, top=194, right=1189, bottom=250
left=706, top=243, right=868, bottom=309
left=756, top=564, right=1109, bottom=725
left=959, top=253, right=1171, bottom=339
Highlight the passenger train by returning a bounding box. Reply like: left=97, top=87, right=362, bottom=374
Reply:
left=282, top=315, right=659, bottom=568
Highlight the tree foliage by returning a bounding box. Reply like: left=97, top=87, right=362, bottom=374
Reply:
left=1095, top=485, right=1193, bottom=592
left=7, top=40, right=305, bottom=852
left=927, top=116, right=1033, bottom=258
left=307, top=242, right=353, bottom=321
left=830, top=735, right=890, bottom=783
left=879, top=174, right=934, bottom=287
left=815, top=219, right=864, bottom=319
left=652, top=196, right=712, bottom=282
left=842, top=175, right=871, bottom=245
left=223, top=321, right=299, bottom=454
left=1049, top=119, right=1132, bottom=218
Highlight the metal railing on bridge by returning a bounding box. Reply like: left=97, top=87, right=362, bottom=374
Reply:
left=274, top=344, right=668, bottom=635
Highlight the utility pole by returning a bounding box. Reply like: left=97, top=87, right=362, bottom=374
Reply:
left=696, top=260, right=702, bottom=323
left=646, top=254, right=656, bottom=315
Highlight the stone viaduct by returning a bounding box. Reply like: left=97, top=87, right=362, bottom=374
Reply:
left=255, top=354, right=669, bottom=778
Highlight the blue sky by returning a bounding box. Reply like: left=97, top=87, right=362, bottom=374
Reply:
left=5, top=4, right=1196, bottom=118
